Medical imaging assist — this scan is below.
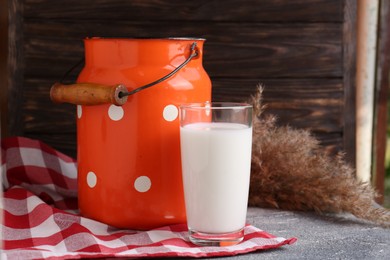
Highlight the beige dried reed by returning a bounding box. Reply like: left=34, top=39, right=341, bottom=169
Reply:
left=248, top=85, right=390, bottom=228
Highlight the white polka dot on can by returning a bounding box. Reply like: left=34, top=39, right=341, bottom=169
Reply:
left=77, top=105, right=82, bottom=119
left=163, top=104, right=178, bottom=122
left=87, top=171, right=97, bottom=188
left=134, top=176, right=152, bottom=193
left=108, top=104, right=124, bottom=121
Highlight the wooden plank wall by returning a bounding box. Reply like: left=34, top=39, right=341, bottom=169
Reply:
left=0, top=0, right=8, bottom=137
left=7, top=0, right=355, bottom=163
left=374, top=0, right=390, bottom=203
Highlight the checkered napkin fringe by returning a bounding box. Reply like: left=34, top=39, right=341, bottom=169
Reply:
left=1, top=137, right=296, bottom=259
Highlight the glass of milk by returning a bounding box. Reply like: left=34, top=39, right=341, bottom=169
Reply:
left=179, top=102, right=253, bottom=246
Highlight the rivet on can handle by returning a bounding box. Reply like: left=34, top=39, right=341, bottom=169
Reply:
left=50, top=82, right=128, bottom=106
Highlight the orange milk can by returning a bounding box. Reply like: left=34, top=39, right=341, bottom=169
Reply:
left=52, top=38, right=211, bottom=229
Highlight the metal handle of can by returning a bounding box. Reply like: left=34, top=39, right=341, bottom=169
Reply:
left=50, top=42, right=199, bottom=106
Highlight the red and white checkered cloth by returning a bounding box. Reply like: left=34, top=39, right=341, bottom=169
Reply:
left=1, top=137, right=296, bottom=259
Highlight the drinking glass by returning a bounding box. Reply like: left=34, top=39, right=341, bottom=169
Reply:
left=179, top=102, right=253, bottom=246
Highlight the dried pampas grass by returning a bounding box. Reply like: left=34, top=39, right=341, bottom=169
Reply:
left=248, top=85, right=390, bottom=228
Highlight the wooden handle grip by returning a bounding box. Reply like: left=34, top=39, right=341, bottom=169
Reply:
left=50, top=82, right=128, bottom=106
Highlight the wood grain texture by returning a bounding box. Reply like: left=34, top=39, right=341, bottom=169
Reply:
left=212, top=78, right=343, bottom=132
left=7, top=0, right=24, bottom=136
left=23, top=21, right=343, bottom=78
left=373, top=0, right=390, bottom=203
left=0, top=0, right=8, bottom=137
left=24, top=0, right=343, bottom=22
left=5, top=0, right=356, bottom=163
left=342, top=0, right=357, bottom=166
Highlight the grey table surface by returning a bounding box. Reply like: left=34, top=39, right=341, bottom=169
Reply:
left=197, top=207, right=390, bottom=260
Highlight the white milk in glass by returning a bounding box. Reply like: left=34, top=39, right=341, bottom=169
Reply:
left=180, top=122, right=252, bottom=233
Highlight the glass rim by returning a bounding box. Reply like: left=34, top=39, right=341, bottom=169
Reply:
left=85, top=37, right=206, bottom=41
left=179, top=102, right=252, bottom=110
